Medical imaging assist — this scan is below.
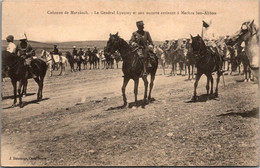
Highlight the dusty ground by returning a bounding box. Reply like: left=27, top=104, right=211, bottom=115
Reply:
left=1, top=66, right=259, bottom=166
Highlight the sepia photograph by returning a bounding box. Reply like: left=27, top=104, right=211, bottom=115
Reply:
left=1, top=0, right=259, bottom=166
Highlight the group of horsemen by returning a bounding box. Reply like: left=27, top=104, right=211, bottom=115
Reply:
left=5, top=20, right=245, bottom=78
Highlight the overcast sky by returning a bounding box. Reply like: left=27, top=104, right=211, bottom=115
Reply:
left=2, top=0, right=259, bottom=42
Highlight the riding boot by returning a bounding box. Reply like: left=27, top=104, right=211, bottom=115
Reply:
left=143, top=59, right=148, bottom=77
left=28, top=65, right=37, bottom=78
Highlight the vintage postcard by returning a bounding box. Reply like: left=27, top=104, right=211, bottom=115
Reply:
left=1, top=0, right=259, bottom=166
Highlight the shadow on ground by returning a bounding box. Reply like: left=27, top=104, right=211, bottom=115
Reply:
left=2, top=93, right=36, bottom=100
left=106, top=98, right=156, bottom=111
left=3, top=98, right=49, bottom=109
left=185, top=94, right=219, bottom=103
left=217, top=107, right=259, bottom=119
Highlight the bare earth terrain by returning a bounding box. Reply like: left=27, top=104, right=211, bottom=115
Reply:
left=1, top=67, right=259, bottom=166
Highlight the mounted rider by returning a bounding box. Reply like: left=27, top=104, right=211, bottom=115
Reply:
left=6, top=35, right=16, bottom=54
left=162, top=40, right=171, bottom=52
left=51, top=44, right=62, bottom=63
left=129, top=20, right=154, bottom=77
left=93, top=47, right=98, bottom=55
left=78, top=48, right=84, bottom=61
left=203, top=34, right=224, bottom=74
left=72, top=46, right=78, bottom=59
left=16, top=34, right=37, bottom=78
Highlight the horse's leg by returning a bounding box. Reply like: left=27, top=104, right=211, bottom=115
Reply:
left=192, top=64, right=194, bottom=79
left=133, top=78, right=139, bottom=106
left=215, top=72, right=221, bottom=97
left=148, top=73, right=155, bottom=100
left=11, top=79, right=17, bottom=107
left=142, top=76, right=149, bottom=105
left=206, top=74, right=210, bottom=95
left=33, top=77, right=42, bottom=101
left=18, top=80, right=24, bottom=108
left=22, top=79, right=28, bottom=97
left=39, top=77, right=44, bottom=100
left=210, top=74, right=214, bottom=95
left=192, top=71, right=203, bottom=101
left=59, top=63, right=62, bottom=75
left=122, top=77, right=130, bottom=106
left=162, top=62, right=165, bottom=75
left=188, top=65, right=191, bottom=80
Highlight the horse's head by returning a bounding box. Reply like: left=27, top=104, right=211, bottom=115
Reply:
left=41, top=50, right=46, bottom=58
left=106, top=32, right=120, bottom=54
left=227, top=20, right=258, bottom=46
left=190, top=34, right=206, bottom=58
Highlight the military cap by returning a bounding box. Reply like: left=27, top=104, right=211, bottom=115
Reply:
left=136, top=21, right=144, bottom=26
left=6, top=35, right=14, bottom=42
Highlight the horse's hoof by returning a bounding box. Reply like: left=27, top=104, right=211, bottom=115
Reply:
left=123, top=102, right=127, bottom=107
left=11, top=103, right=17, bottom=108
left=19, top=102, right=24, bottom=108
left=191, top=96, right=197, bottom=102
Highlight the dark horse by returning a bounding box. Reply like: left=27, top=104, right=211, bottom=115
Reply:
left=66, top=51, right=75, bottom=72
left=106, top=33, right=158, bottom=106
left=2, top=51, right=47, bottom=107
left=190, top=35, right=222, bottom=101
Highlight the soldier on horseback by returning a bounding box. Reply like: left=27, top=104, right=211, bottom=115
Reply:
left=129, top=21, right=154, bottom=77
left=16, top=34, right=37, bottom=78
left=6, top=35, right=16, bottom=54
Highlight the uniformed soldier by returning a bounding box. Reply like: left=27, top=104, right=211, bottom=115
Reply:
left=93, top=47, right=98, bottom=55
left=129, top=21, right=153, bottom=77
left=162, top=40, right=171, bottom=51
left=6, top=35, right=16, bottom=54
left=52, top=45, right=59, bottom=55
left=16, top=34, right=37, bottom=78
left=72, top=46, right=78, bottom=58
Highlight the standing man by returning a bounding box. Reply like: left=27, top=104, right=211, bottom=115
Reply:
left=16, top=34, right=37, bottom=78
left=6, top=35, right=16, bottom=54
left=129, top=21, right=154, bottom=77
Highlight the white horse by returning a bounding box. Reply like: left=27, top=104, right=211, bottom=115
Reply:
left=154, top=46, right=166, bottom=75
left=99, top=50, right=107, bottom=69
left=41, top=50, right=68, bottom=77
left=228, top=20, right=259, bottom=81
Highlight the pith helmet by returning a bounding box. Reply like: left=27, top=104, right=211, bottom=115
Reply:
left=19, top=34, right=27, bottom=40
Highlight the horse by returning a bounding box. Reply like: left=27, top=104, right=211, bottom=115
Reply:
left=2, top=51, right=47, bottom=107
left=106, top=33, right=158, bottom=106
left=184, top=42, right=196, bottom=79
left=231, top=43, right=253, bottom=82
left=65, top=51, right=75, bottom=72
left=75, top=52, right=83, bottom=71
left=82, top=53, right=89, bottom=70
left=227, top=20, right=259, bottom=81
left=190, top=34, right=223, bottom=101
left=104, top=51, right=114, bottom=69
left=41, top=50, right=68, bottom=76
left=99, top=50, right=106, bottom=69
left=154, top=46, right=166, bottom=75
left=113, top=51, right=121, bottom=69
left=164, top=42, right=179, bottom=75
left=88, top=52, right=99, bottom=70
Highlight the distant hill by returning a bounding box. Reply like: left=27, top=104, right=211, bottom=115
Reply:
left=2, top=40, right=163, bottom=55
